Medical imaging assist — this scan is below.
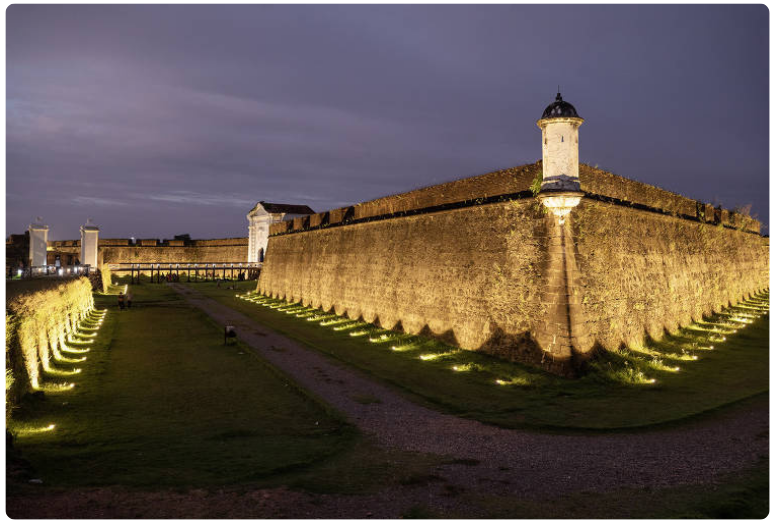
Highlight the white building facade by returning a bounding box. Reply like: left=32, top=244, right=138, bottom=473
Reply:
left=246, top=201, right=314, bottom=263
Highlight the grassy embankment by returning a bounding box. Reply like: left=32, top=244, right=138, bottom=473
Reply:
left=188, top=280, right=769, bottom=430
left=7, top=282, right=359, bottom=488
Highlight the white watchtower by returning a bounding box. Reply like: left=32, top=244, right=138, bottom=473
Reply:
left=28, top=217, right=49, bottom=267
left=80, top=218, right=100, bottom=268
left=537, top=92, right=585, bottom=223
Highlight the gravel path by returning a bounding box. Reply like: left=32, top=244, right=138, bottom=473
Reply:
left=9, top=285, right=766, bottom=518
left=170, top=284, right=768, bottom=499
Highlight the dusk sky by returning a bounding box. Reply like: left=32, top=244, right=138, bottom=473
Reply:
left=7, top=4, right=769, bottom=240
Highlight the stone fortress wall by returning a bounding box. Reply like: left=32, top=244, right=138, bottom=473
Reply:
left=573, top=198, right=768, bottom=352
left=258, top=161, right=768, bottom=375
left=48, top=237, right=248, bottom=265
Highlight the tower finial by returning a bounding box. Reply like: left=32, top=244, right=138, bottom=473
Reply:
left=556, top=86, right=562, bottom=102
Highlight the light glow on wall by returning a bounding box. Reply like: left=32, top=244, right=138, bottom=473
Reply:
left=34, top=382, right=76, bottom=393
left=16, top=423, right=56, bottom=436
left=321, top=318, right=350, bottom=327
left=239, top=288, right=767, bottom=387
left=66, top=336, right=93, bottom=345
left=419, top=352, right=455, bottom=361
left=494, top=376, right=532, bottom=386
left=333, top=323, right=364, bottom=332
left=44, top=368, right=82, bottom=377
left=538, top=193, right=582, bottom=224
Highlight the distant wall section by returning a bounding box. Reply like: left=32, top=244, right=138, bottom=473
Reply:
left=48, top=237, right=248, bottom=266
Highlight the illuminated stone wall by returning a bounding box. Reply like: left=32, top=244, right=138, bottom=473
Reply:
left=573, top=199, right=769, bottom=351
left=259, top=199, right=556, bottom=368
left=99, top=244, right=247, bottom=265
left=48, top=237, right=248, bottom=265
left=259, top=163, right=768, bottom=375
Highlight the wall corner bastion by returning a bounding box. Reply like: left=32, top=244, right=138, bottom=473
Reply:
left=256, top=162, right=768, bottom=377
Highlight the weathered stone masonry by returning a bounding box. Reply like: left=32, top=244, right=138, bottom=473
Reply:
left=257, top=162, right=768, bottom=376
left=48, top=237, right=248, bottom=266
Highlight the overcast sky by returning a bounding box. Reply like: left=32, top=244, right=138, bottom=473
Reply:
left=7, top=4, right=769, bottom=240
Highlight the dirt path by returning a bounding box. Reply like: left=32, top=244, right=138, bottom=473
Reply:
left=9, top=285, right=768, bottom=518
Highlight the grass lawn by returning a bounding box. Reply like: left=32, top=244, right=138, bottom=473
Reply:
left=450, top=457, right=769, bottom=519
left=7, top=282, right=355, bottom=488
left=6, top=278, right=768, bottom=518
left=186, top=280, right=769, bottom=430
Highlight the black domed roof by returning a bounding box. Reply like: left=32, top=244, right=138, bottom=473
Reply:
left=541, top=92, right=580, bottom=119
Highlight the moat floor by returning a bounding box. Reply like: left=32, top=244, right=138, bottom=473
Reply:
left=8, top=283, right=768, bottom=518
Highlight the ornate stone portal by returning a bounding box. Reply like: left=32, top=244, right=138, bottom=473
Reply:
left=246, top=202, right=315, bottom=263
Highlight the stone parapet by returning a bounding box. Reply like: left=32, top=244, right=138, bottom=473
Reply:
left=271, top=161, right=762, bottom=238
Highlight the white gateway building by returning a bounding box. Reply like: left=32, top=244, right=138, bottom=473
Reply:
left=246, top=201, right=315, bottom=262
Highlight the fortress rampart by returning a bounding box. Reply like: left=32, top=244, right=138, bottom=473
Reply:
left=48, top=237, right=248, bottom=265
left=257, top=162, right=768, bottom=375
left=573, top=198, right=768, bottom=352
left=269, top=163, right=761, bottom=237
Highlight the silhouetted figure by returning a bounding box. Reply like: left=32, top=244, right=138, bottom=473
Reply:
left=224, top=324, right=237, bottom=345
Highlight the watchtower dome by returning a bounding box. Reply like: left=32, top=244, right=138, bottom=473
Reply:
left=537, top=92, right=584, bottom=223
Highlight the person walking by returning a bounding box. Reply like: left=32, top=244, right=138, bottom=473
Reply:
left=126, top=291, right=133, bottom=309
left=118, top=293, right=125, bottom=310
